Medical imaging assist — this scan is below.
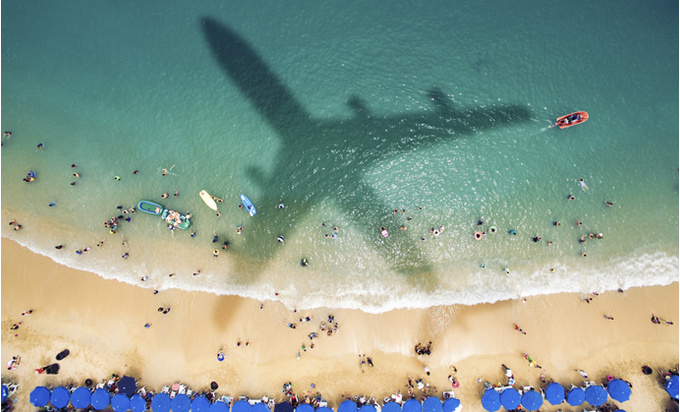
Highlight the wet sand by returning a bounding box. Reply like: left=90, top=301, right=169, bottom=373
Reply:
left=1, top=237, right=678, bottom=411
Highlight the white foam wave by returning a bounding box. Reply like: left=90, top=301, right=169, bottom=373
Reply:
left=6, top=233, right=678, bottom=314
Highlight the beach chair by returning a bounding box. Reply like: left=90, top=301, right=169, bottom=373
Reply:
left=583, top=380, right=595, bottom=388
left=319, top=400, right=328, bottom=407
left=268, top=399, right=276, bottom=408
left=248, top=399, right=259, bottom=406
left=178, top=386, right=187, bottom=395
left=442, top=391, right=455, bottom=399
left=392, top=393, right=403, bottom=404
left=161, top=386, right=170, bottom=394
left=186, top=389, right=193, bottom=397
left=96, top=383, right=105, bottom=389
left=239, top=395, right=248, bottom=401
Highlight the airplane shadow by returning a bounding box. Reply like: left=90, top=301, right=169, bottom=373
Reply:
left=201, top=17, right=532, bottom=280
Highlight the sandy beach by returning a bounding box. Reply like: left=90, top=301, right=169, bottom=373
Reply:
left=1, top=237, right=678, bottom=411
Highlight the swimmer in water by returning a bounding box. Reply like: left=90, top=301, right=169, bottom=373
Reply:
left=579, top=178, right=588, bottom=190
left=162, top=164, right=175, bottom=176
left=605, top=200, right=613, bottom=207
left=567, top=194, right=575, bottom=201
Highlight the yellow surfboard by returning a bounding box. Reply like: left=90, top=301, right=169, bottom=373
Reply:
left=199, top=190, right=218, bottom=211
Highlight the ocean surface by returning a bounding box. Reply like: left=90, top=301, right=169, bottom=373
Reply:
left=2, top=1, right=678, bottom=313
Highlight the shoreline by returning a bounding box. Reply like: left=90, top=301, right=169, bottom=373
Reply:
left=2, top=203, right=678, bottom=314
left=1, top=237, right=679, bottom=411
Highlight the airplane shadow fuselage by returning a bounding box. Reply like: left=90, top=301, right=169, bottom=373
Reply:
left=201, top=17, right=532, bottom=275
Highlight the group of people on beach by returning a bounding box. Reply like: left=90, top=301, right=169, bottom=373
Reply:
left=414, top=342, right=432, bottom=355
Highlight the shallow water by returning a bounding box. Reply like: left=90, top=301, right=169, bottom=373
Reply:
left=2, top=0, right=678, bottom=312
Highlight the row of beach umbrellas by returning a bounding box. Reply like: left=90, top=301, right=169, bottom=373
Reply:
left=29, top=386, right=216, bottom=412
left=16, top=374, right=680, bottom=411
left=28, top=385, right=461, bottom=412
left=336, top=397, right=461, bottom=412
left=481, top=379, right=634, bottom=411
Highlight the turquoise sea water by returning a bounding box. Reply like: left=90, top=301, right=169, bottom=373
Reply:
left=2, top=1, right=678, bottom=312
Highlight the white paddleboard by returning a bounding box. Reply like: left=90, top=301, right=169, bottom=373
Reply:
left=199, top=190, right=218, bottom=211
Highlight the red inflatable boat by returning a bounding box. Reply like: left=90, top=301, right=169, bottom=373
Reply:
left=552, top=111, right=588, bottom=129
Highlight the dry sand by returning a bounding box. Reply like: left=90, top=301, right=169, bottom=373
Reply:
left=1, top=237, right=678, bottom=411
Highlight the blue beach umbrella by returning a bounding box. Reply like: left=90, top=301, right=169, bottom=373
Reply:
left=297, top=404, right=315, bottom=412
left=2, top=385, right=8, bottom=403
left=233, top=400, right=252, bottom=412
left=544, top=382, right=565, bottom=405
left=481, top=388, right=500, bottom=412
left=402, top=398, right=421, bottom=412
left=338, top=400, right=358, bottom=412
left=584, top=385, right=607, bottom=406
left=111, top=393, right=131, bottom=412
left=192, top=396, right=211, bottom=412
left=151, top=393, right=171, bottom=412
left=117, top=376, right=137, bottom=398
left=51, top=387, right=71, bottom=409
left=71, top=387, right=92, bottom=409
left=442, top=398, right=461, bottom=412
left=91, top=388, right=111, bottom=410
left=210, top=401, right=230, bottom=412
left=665, top=374, right=679, bottom=400
left=422, top=396, right=442, bottom=412
left=520, top=390, right=543, bottom=411
left=275, top=402, right=294, bottom=412
left=607, top=379, right=631, bottom=402
left=317, top=408, right=333, bottom=412
left=130, top=394, right=147, bottom=412
left=253, top=403, right=270, bottom=412
left=30, top=386, right=51, bottom=407
left=382, top=403, right=401, bottom=412
left=499, top=388, right=521, bottom=410
left=359, top=405, right=375, bottom=412
left=172, top=394, right=192, bottom=412
left=566, top=386, right=585, bottom=406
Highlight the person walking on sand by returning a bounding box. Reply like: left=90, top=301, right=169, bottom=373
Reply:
left=575, top=369, right=588, bottom=379
left=651, top=314, right=661, bottom=324
left=514, top=323, right=527, bottom=335
left=604, top=315, right=614, bottom=320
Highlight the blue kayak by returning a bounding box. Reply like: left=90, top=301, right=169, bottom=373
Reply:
left=240, top=194, right=256, bottom=216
